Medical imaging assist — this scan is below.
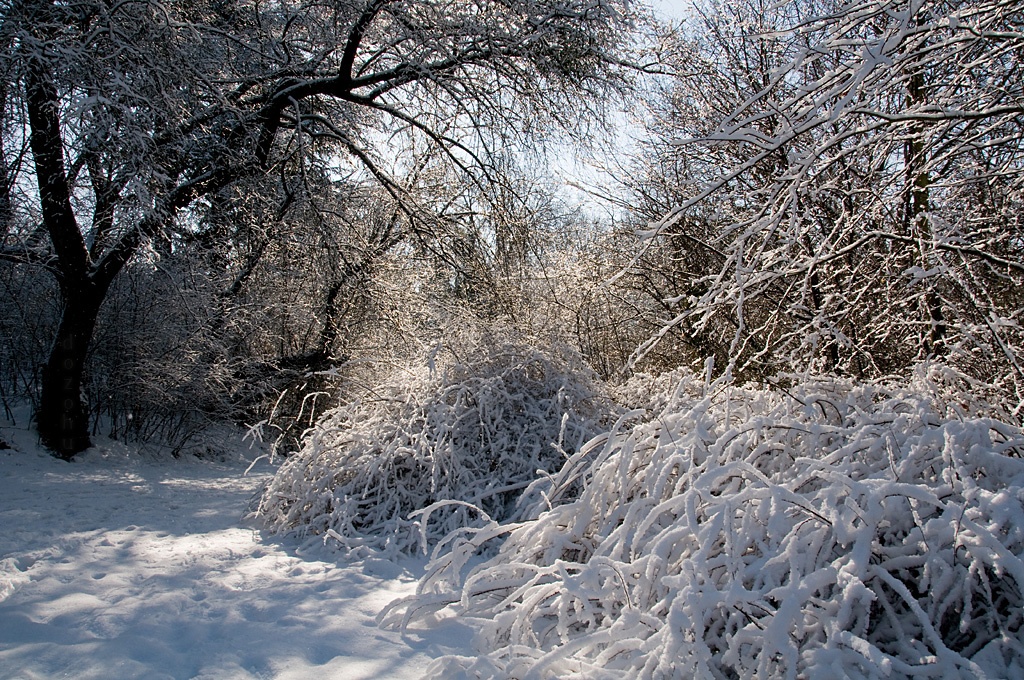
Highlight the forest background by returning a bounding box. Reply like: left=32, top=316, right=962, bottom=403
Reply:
left=2, top=0, right=1020, bottom=459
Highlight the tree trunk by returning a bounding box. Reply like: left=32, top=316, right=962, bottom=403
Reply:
left=36, top=284, right=105, bottom=460
left=905, top=66, right=946, bottom=356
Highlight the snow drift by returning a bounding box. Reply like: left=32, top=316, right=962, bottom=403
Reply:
left=385, top=371, right=1024, bottom=678
left=254, top=336, right=613, bottom=556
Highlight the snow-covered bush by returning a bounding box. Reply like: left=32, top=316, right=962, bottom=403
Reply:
left=253, top=334, right=614, bottom=556
left=385, top=373, right=1024, bottom=678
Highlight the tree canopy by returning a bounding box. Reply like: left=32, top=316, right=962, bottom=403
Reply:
left=0, top=0, right=638, bottom=457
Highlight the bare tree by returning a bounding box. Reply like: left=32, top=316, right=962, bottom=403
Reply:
left=633, top=0, right=1024, bottom=408
left=0, top=0, right=637, bottom=458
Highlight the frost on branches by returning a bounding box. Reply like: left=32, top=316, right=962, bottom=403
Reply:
left=253, top=336, right=614, bottom=556
left=634, top=0, right=1024, bottom=410
left=386, top=372, right=1024, bottom=679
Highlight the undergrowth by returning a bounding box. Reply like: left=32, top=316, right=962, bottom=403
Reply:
left=253, top=335, right=614, bottom=557
left=383, top=371, right=1024, bottom=679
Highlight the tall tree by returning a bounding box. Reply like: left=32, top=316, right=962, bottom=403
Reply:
left=0, top=0, right=637, bottom=458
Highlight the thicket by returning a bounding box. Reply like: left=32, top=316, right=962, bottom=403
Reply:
left=385, top=370, right=1024, bottom=678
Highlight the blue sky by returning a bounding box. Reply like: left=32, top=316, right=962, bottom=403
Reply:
left=649, top=0, right=687, bottom=21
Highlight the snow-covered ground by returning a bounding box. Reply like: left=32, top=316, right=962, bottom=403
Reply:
left=0, top=421, right=472, bottom=680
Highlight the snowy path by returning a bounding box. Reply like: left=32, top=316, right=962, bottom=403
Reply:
left=0, top=437, right=470, bottom=679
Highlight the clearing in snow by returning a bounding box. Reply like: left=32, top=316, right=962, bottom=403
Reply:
left=0, top=423, right=472, bottom=680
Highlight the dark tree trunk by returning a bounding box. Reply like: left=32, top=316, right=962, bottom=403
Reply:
left=25, top=47, right=104, bottom=460
left=905, top=65, right=945, bottom=356
left=36, top=284, right=105, bottom=459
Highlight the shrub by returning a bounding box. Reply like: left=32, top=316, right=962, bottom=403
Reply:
left=253, top=332, right=615, bottom=557
left=387, top=372, right=1024, bottom=678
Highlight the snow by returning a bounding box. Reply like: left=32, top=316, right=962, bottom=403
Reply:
left=6, top=365, right=1024, bottom=679
left=0, top=420, right=473, bottom=679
